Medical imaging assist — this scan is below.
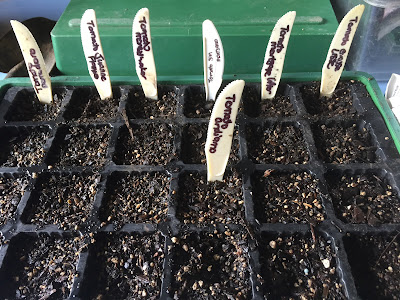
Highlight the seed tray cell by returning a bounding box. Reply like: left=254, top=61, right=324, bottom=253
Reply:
left=21, top=171, right=100, bottom=230
left=343, top=233, right=400, bottom=299
left=3, top=88, right=67, bottom=123
left=63, top=87, right=122, bottom=124
left=126, top=85, right=178, bottom=119
left=0, top=73, right=400, bottom=299
left=99, top=171, right=171, bottom=228
left=0, top=125, right=52, bottom=168
left=113, top=123, right=177, bottom=166
left=45, top=125, right=112, bottom=167
left=181, top=123, right=240, bottom=164
left=79, top=232, right=165, bottom=300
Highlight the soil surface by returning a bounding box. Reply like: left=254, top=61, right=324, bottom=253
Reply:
left=175, top=171, right=244, bottom=225
left=0, top=128, right=49, bottom=167
left=49, top=126, right=111, bottom=167
left=326, top=172, right=400, bottom=225
left=181, top=123, right=240, bottom=164
left=126, top=88, right=177, bottom=119
left=113, top=123, right=176, bottom=165
left=242, top=86, right=295, bottom=117
left=25, top=173, right=99, bottom=230
left=313, top=123, right=376, bottom=164
left=83, top=232, right=165, bottom=300
left=259, top=234, right=345, bottom=299
left=247, top=123, right=309, bottom=164
left=0, top=175, right=29, bottom=226
left=1, top=234, right=85, bottom=300
left=344, top=233, right=400, bottom=299
left=252, top=171, right=325, bottom=224
left=170, top=229, right=251, bottom=299
left=99, top=172, right=170, bottom=228
left=183, top=86, right=213, bottom=118
left=63, top=89, right=120, bottom=123
left=5, top=89, right=64, bottom=122
left=301, top=81, right=357, bottom=117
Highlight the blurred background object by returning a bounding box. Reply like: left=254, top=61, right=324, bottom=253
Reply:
left=0, top=0, right=70, bottom=79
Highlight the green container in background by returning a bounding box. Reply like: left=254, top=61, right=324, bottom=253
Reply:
left=51, top=0, right=339, bottom=78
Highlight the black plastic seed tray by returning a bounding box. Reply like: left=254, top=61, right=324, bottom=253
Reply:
left=0, top=73, right=400, bottom=299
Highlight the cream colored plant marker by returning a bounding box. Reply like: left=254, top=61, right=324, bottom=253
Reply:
left=203, top=20, right=224, bottom=101
left=133, top=8, right=157, bottom=100
left=80, top=9, right=112, bottom=100
left=320, top=5, right=365, bottom=98
left=261, top=11, right=296, bottom=100
left=205, top=80, right=245, bottom=182
left=10, top=20, right=52, bottom=104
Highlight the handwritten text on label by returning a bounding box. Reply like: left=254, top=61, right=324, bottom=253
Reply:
left=86, top=20, right=107, bottom=81
left=28, top=48, right=48, bottom=93
left=341, top=17, right=358, bottom=46
left=135, top=16, right=151, bottom=80
left=209, top=94, right=236, bottom=153
left=327, top=48, right=346, bottom=71
left=263, top=25, right=290, bottom=95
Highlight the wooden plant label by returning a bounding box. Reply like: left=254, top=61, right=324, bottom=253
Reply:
left=10, top=20, right=52, bottom=104
left=80, top=9, right=113, bottom=100
left=133, top=7, right=157, bottom=100
left=320, top=4, right=365, bottom=98
left=205, top=80, right=245, bottom=182
left=203, top=19, right=224, bottom=101
left=261, top=11, right=296, bottom=100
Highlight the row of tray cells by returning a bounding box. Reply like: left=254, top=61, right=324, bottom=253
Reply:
left=2, top=81, right=366, bottom=123
left=0, top=230, right=398, bottom=299
left=0, top=120, right=380, bottom=168
left=1, top=168, right=399, bottom=230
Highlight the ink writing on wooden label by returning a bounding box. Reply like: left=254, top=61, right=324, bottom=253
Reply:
left=209, top=94, right=236, bottom=153
left=214, top=39, right=221, bottom=62
left=208, top=52, right=214, bottom=83
left=28, top=48, right=48, bottom=93
left=263, top=25, right=290, bottom=94
left=86, top=20, right=107, bottom=82
left=341, top=17, right=358, bottom=46
left=87, top=20, right=99, bottom=51
left=135, top=16, right=151, bottom=80
left=327, top=48, right=346, bottom=72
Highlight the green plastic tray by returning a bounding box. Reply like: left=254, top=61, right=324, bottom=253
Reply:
left=51, top=0, right=339, bottom=77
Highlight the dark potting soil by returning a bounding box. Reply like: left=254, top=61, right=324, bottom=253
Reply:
left=313, top=123, right=376, bottom=164
left=258, top=234, right=346, bottom=299
left=0, top=234, right=86, bottom=300
left=113, top=123, right=176, bottom=165
left=252, top=171, right=325, bottom=224
left=326, top=172, right=400, bottom=225
left=49, top=126, right=111, bottom=167
left=99, top=172, right=170, bottom=228
left=175, top=171, right=244, bottom=225
left=0, top=128, right=49, bottom=167
left=344, top=233, right=400, bottom=299
left=170, top=230, right=251, bottom=299
left=83, top=232, right=165, bottom=300
left=24, top=173, right=99, bottom=230
left=242, top=87, right=295, bottom=118
left=181, top=123, right=240, bottom=164
left=183, top=86, right=213, bottom=118
left=126, top=89, right=177, bottom=119
left=0, top=175, right=29, bottom=226
left=247, top=123, right=309, bottom=164
left=300, top=81, right=357, bottom=117
left=63, top=89, right=120, bottom=123
left=4, top=89, right=64, bottom=122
